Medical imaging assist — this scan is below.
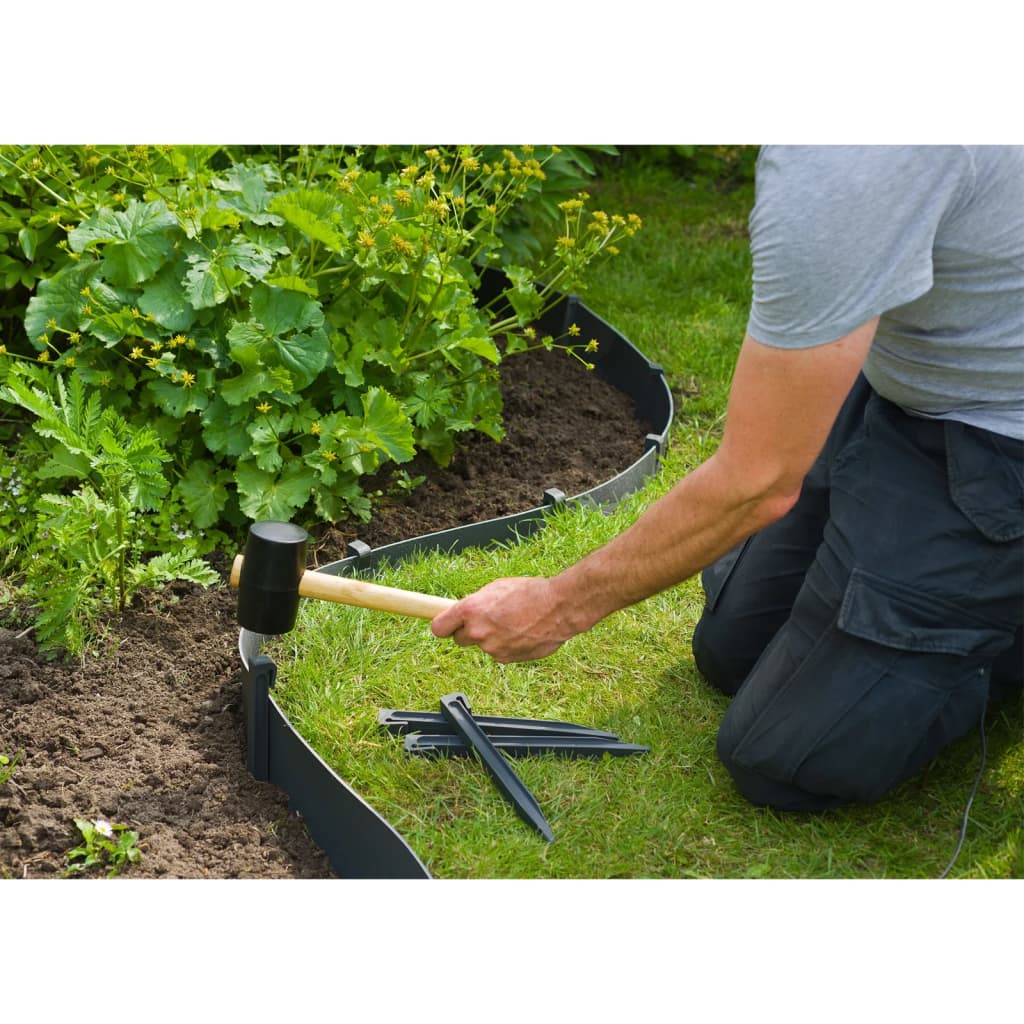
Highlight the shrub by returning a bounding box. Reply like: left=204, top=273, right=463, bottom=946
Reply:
left=1, top=145, right=639, bottom=531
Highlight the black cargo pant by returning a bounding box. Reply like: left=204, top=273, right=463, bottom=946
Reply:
left=691, top=376, right=1023, bottom=811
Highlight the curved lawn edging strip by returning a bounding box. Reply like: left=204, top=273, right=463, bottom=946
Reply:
left=239, top=288, right=674, bottom=879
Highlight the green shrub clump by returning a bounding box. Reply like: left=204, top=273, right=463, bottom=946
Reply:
left=0, top=144, right=638, bottom=653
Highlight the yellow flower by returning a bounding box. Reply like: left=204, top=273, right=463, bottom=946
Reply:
left=0, top=344, right=7, bottom=354
left=357, top=230, right=376, bottom=249
left=38, top=352, right=50, bottom=362
left=171, top=334, right=187, bottom=347
left=130, top=347, right=145, bottom=359
left=322, top=450, right=336, bottom=462
left=63, top=355, right=76, bottom=367
left=46, top=318, right=58, bottom=329
left=391, top=234, right=415, bottom=257
left=585, top=339, right=599, bottom=353
left=425, top=198, right=448, bottom=220
left=68, top=331, right=80, bottom=343
left=256, top=401, right=271, bottom=414
left=38, top=334, right=49, bottom=345
left=310, top=422, right=322, bottom=435
left=180, top=371, right=195, bottom=388
left=461, top=155, right=480, bottom=172
left=567, top=323, right=581, bottom=337
left=394, top=188, right=412, bottom=207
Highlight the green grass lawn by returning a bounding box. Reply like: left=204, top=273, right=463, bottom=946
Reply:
left=269, top=158, right=1023, bottom=879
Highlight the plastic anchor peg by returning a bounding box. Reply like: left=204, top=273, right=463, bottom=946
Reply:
left=542, top=488, right=567, bottom=507
left=440, top=692, right=555, bottom=843
left=378, top=708, right=620, bottom=740
left=404, top=733, right=651, bottom=759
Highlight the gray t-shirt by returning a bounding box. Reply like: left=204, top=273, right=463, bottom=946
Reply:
left=746, top=145, right=1024, bottom=440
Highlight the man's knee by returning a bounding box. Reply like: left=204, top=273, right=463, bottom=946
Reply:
left=715, top=720, right=847, bottom=811
left=691, top=613, right=751, bottom=697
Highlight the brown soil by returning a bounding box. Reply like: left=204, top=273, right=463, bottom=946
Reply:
left=0, top=347, right=657, bottom=879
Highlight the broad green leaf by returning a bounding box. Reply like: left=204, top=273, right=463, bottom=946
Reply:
left=269, top=189, right=346, bottom=252
left=312, top=475, right=372, bottom=523
left=361, top=386, right=416, bottom=463
left=220, top=368, right=277, bottom=406
left=225, top=321, right=265, bottom=371
left=68, top=200, right=178, bottom=287
left=138, top=260, right=196, bottom=332
left=200, top=397, right=253, bottom=455
left=199, top=206, right=243, bottom=233
left=265, top=274, right=318, bottom=297
left=24, top=260, right=103, bottom=340
left=177, top=460, right=228, bottom=529
left=18, top=226, right=37, bottom=260
left=213, top=163, right=284, bottom=226
left=454, top=334, right=501, bottom=364
left=184, top=254, right=247, bottom=310
left=247, top=414, right=292, bottom=473
left=273, top=328, right=329, bottom=390
left=86, top=306, right=146, bottom=346
left=417, top=418, right=457, bottom=466
left=250, top=282, right=323, bottom=337
left=147, top=376, right=209, bottom=418
left=236, top=460, right=317, bottom=521
left=228, top=286, right=330, bottom=389
left=223, top=237, right=274, bottom=280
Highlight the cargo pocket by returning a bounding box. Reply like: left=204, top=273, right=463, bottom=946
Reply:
left=946, top=420, right=1024, bottom=542
left=723, top=568, right=1014, bottom=805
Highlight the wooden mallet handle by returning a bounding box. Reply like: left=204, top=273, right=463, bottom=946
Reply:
left=230, top=554, right=455, bottom=621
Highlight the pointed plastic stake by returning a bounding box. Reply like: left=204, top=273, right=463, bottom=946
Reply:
left=439, top=692, right=555, bottom=843
left=378, top=708, right=619, bottom=741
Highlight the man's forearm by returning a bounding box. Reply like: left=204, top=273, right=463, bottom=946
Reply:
left=548, top=451, right=800, bottom=637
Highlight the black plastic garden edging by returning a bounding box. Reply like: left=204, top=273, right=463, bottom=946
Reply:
left=238, top=278, right=674, bottom=879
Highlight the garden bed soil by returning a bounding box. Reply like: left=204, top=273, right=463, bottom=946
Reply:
left=0, top=347, right=658, bottom=879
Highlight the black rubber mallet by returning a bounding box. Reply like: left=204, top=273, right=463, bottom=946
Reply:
left=230, top=520, right=455, bottom=667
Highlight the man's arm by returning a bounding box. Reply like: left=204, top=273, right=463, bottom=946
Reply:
left=430, top=319, right=878, bottom=663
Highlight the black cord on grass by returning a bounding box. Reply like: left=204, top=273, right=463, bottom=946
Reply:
left=937, top=708, right=987, bottom=879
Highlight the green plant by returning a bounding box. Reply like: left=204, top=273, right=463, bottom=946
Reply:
left=64, top=817, right=142, bottom=878
left=0, top=364, right=219, bottom=653
left=0, top=144, right=639, bottom=535
left=0, top=750, right=20, bottom=787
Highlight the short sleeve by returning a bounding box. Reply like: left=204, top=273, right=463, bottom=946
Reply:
left=745, top=146, right=969, bottom=348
